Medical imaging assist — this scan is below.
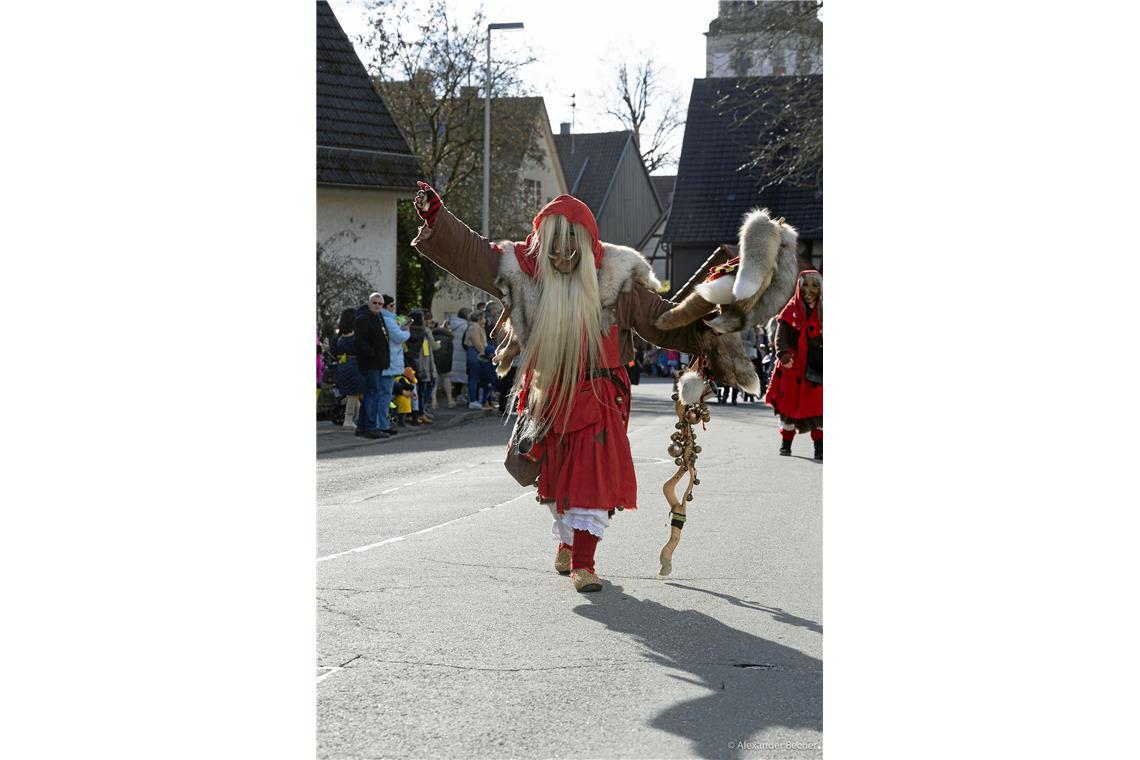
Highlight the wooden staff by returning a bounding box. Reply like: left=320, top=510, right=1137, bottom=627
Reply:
left=658, top=381, right=710, bottom=576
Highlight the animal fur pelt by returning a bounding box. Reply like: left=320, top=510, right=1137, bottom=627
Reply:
left=488, top=242, right=661, bottom=377
left=484, top=240, right=755, bottom=391
left=654, top=208, right=799, bottom=335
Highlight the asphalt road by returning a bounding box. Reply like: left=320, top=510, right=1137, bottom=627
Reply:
left=317, top=377, right=822, bottom=759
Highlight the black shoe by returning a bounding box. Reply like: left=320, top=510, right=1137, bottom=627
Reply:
left=354, top=428, right=370, bottom=438
left=357, top=429, right=385, bottom=439
left=779, top=439, right=792, bottom=456
left=383, top=428, right=397, bottom=436
left=814, top=440, right=823, bottom=460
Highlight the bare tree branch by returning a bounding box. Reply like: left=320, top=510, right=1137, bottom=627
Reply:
left=602, top=57, right=685, bottom=174
left=356, top=0, right=546, bottom=305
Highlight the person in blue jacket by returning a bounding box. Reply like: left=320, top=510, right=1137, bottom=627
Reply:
left=380, top=293, right=410, bottom=433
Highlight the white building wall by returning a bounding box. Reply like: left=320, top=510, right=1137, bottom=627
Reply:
left=317, top=187, right=404, bottom=297
left=519, top=124, right=569, bottom=206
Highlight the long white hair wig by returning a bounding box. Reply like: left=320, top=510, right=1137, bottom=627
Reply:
left=513, top=213, right=606, bottom=440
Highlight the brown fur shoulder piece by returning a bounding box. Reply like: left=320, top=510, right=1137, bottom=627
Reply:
left=654, top=208, right=799, bottom=335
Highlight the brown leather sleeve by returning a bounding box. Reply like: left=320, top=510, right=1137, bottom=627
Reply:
left=615, top=282, right=713, bottom=356
left=411, top=207, right=505, bottom=298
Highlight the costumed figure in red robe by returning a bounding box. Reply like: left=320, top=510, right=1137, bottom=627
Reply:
left=411, top=182, right=735, bottom=592
left=764, top=270, right=823, bottom=460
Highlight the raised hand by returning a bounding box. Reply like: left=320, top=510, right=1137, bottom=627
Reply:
left=414, top=180, right=442, bottom=225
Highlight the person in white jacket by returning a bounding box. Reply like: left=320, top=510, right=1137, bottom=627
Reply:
left=447, top=308, right=471, bottom=404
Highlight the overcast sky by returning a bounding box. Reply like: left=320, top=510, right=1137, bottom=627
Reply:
left=326, top=0, right=719, bottom=174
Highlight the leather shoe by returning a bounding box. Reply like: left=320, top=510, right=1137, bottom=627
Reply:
left=571, top=569, right=603, bottom=593
left=554, top=547, right=572, bottom=575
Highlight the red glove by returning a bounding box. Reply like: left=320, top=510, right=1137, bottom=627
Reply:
left=414, top=180, right=442, bottom=226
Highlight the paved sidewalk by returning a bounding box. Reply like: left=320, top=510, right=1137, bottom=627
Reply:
left=317, top=402, right=503, bottom=455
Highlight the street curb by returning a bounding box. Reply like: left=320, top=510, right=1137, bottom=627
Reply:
left=317, top=408, right=502, bottom=455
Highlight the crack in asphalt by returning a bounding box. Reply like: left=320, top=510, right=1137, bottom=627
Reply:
left=354, top=657, right=796, bottom=673
left=423, top=560, right=746, bottom=584
left=317, top=600, right=387, bottom=634
left=317, top=582, right=473, bottom=598
left=428, top=558, right=553, bottom=575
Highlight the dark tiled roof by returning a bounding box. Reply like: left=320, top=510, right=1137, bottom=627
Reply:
left=551, top=131, right=633, bottom=215
left=651, top=175, right=676, bottom=210
left=663, top=75, right=822, bottom=243
left=316, top=1, right=421, bottom=189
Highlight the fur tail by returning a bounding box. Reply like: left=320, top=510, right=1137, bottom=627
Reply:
left=693, top=274, right=736, bottom=305
left=678, top=371, right=707, bottom=405
left=732, top=208, right=787, bottom=301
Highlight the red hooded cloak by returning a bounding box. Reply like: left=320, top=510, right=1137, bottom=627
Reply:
left=764, top=270, right=823, bottom=423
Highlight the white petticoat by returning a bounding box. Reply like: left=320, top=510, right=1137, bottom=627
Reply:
left=547, top=503, right=610, bottom=543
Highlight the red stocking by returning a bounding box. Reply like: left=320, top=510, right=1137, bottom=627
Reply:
left=571, top=530, right=599, bottom=573
left=810, top=429, right=822, bottom=442
left=780, top=429, right=796, bottom=442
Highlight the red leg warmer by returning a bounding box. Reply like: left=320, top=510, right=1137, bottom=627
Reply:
left=571, top=530, right=599, bottom=573
left=780, top=429, right=796, bottom=442
left=810, top=429, right=823, bottom=442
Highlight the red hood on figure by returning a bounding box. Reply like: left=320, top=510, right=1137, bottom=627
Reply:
left=514, top=194, right=605, bottom=278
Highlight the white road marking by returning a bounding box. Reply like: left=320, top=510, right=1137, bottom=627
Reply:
left=323, top=465, right=480, bottom=506
left=316, top=667, right=342, bottom=684
left=317, top=492, right=532, bottom=563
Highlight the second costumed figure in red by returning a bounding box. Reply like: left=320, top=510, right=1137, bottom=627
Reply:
left=765, top=270, right=823, bottom=459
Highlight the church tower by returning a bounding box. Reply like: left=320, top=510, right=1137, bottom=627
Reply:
left=705, top=0, right=823, bottom=78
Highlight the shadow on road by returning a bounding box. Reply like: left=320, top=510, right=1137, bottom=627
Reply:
left=663, top=583, right=823, bottom=634
left=573, top=583, right=821, bottom=759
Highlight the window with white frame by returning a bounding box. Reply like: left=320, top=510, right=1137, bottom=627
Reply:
left=524, top=179, right=542, bottom=214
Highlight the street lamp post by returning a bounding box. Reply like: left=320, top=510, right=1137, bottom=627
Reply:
left=483, top=21, right=524, bottom=239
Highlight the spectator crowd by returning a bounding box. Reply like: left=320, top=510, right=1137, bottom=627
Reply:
left=318, top=295, right=513, bottom=438
left=319, top=295, right=783, bottom=439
